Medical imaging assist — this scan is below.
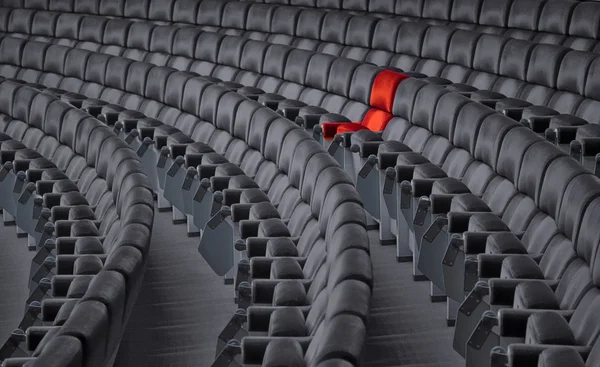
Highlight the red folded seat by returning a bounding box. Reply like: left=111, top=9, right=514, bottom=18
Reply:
left=321, top=70, right=410, bottom=140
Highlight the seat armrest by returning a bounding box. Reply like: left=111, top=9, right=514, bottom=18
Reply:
left=231, top=203, right=252, bottom=222
left=500, top=107, right=525, bottom=121
left=430, top=194, right=455, bottom=214
left=13, top=159, right=30, bottom=172
left=553, top=126, right=580, bottom=144
left=478, top=254, right=511, bottom=278
left=579, top=137, right=600, bottom=157
left=411, top=178, right=437, bottom=198
left=223, top=188, right=243, bottom=206
left=185, top=153, right=204, bottom=168
left=378, top=152, right=401, bottom=170
left=27, top=169, right=46, bottom=183
left=51, top=206, right=71, bottom=221
left=464, top=232, right=494, bottom=255
left=240, top=220, right=261, bottom=239
left=55, top=238, right=78, bottom=255
left=526, top=116, right=554, bottom=133
left=36, top=180, right=55, bottom=194
left=395, top=164, right=416, bottom=182
left=137, top=127, right=155, bottom=140
left=211, top=176, right=232, bottom=193
left=43, top=193, right=63, bottom=209
left=154, top=135, right=168, bottom=150
left=197, top=165, right=218, bottom=180
left=245, top=237, right=269, bottom=258
left=357, top=141, right=383, bottom=158
left=169, top=144, right=188, bottom=159
left=0, top=150, right=15, bottom=164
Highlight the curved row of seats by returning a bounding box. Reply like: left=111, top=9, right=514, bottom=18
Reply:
left=0, top=43, right=374, bottom=366
left=2, top=12, right=600, bottom=143
left=0, top=79, right=154, bottom=366
left=2, top=20, right=600, bottom=174
left=235, top=0, right=600, bottom=49
left=1, top=1, right=600, bottom=366
left=321, top=63, right=600, bottom=366
left=5, top=0, right=600, bottom=53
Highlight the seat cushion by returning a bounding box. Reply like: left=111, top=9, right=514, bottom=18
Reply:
left=272, top=280, right=307, bottom=306
left=268, top=307, right=307, bottom=337
left=396, top=152, right=430, bottom=165
left=451, top=194, right=491, bottom=212
left=337, top=123, right=367, bottom=134
left=74, top=237, right=105, bottom=255
left=262, top=339, right=305, bottom=367
left=249, top=202, right=280, bottom=220
left=486, top=233, right=528, bottom=254
left=186, top=142, right=214, bottom=154
left=202, top=153, right=229, bottom=165
left=413, top=163, right=447, bottom=179
left=29, top=158, right=55, bottom=170
left=501, top=256, right=546, bottom=280
left=259, top=218, right=290, bottom=238
left=1, top=140, right=26, bottom=151
left=15, top=149, right=41, bottom=160
left=228, top=175, right=259, bottom=189
left=377, top=140, right=411, bottom=153
left=526, top=312, right=575, bottom=345
left=468, top=213, right=509, bottom=232
left=73, top=255, right=104, bottom=275
left=522, top=106, right=559, bottom=120
left=576, top=124, right=600, bottom=138
left=271, top=258, right=304, bottom=279
left=68, top=206, right=96, bottom=221
left=266, top=238, right=298, bottom=257
left=432, top=178, right=471, bottom=195
left=136, top=117, right=163, bottom=128
left=495, top=98, right=532, bottom=110
left=66, top=276, right=93, bottom=297
left=70, top=220, right=100, bottom=237
left=215, top=163, right=245, bottom=177
left=42, top=168, right=69, bottom=181
left=549, top=114, right=588, bottom=128
left=513, top=281, right=559, bottom=309
left=53, top=180, right=80, bottom=193
left=240, top=189, right=270, bottom=204
left=60, top=192, right=89, bottom=206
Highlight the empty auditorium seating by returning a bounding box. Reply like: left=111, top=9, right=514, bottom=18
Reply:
left=2, top=7, right=600, bottom=169
left=0, top=80, right=154, bottom=366
left=1, top=1, right=600, bottom=366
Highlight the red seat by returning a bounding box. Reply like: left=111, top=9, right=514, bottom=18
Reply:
left=321, top=70, right=410, bottom=140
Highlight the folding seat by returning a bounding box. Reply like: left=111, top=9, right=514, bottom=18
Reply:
left=473, top=287, right=600, bottom=367
left=237, top=194, right=366, bottom=292
left=242, top=278, right=370, bottom=344
left=237, top=244, right=371, bottom=364
left=317, top=69, right=409, bottom=176
left=454, top=165, right=597, bottom=350
left=240, top=313, right=367, bottom=367
left=457, top=188, right=600, bottom=364
left=507, top=324, right=600, bottom=367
